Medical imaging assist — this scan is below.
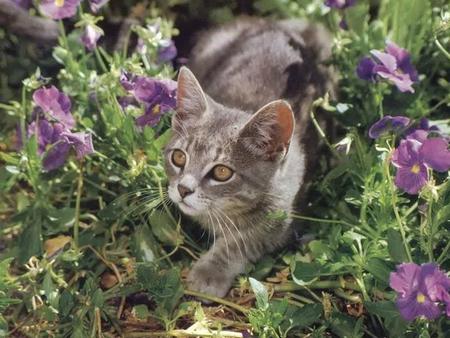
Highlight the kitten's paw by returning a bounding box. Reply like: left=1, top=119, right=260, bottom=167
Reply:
left=186, top=261, right=233, bottom=298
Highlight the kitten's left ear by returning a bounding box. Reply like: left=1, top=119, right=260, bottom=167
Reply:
left=239, top=100, right=295, bottom=161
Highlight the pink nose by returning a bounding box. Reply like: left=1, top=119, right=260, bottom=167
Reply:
left=177, top=184, right=194, bottom=198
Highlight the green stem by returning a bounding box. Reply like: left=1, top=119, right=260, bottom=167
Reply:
left=310, top=103, right=341, bottom=159
left=274, top=280, right=360, bottom=292
left=94, top=47, right=108, bottom=73
left=435, top=37, right=450, bottom=60
left=289, top=213, right=356, bottom=228
left=184, top=290, right=249, bottom=314
left=20, top=86, right=27, bottom=149
left=437, top=241, right=450, bottom=264
left=74, top=162, right=84, bottom=252
left=385, top=151, right=412, bottom=262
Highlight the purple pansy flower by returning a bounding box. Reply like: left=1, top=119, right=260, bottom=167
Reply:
left=325, top=0, right=356, bottom=9
left=158, top=40, right=177, bottom=63
left=357, top=42, right=418, bottom=93
left=88, top=0, right=109, bottom=13
left=356, top=57, right=376, bottom=81
left=391, top=137, right=450, bottom=194
left=39, top=0, right=81, bottom=20
left=81, top=24, right=103, bottom=51
left=23, top=87, right=94, bottom=171
left=390, top=263, right=450, bottom=321
left=119, top=72, right=177, bottom=127
left=368, top=115, right=411, bottom=139
left=32, top=86, right=75, bottom=129
left=12, top=0, right=32, bottom=9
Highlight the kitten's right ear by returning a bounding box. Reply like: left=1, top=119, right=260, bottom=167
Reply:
left=172, top=67, right=207, bottom=131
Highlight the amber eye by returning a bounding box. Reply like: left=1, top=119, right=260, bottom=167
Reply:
left=211, top=165, right=234, bottom=182
left=171, top=149, right=186, bottom=168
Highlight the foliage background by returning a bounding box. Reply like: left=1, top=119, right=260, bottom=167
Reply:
left=0, top=0, right=450, bottom=337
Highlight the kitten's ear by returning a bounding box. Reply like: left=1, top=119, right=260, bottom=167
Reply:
left=173, top=67, right=207, bottom=131
left=239, top=100, right=295, bottom=160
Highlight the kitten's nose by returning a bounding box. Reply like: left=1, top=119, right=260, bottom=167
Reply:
left=177, top=184, right=194, bottom=198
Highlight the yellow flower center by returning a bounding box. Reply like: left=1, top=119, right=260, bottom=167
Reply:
left=416, top=293, right=426, bottom=303
left=55, top=0, right=65, bottom=7
left=411, top=164, right=420, bottom=174
left=152, top=105, right=161, bottom=115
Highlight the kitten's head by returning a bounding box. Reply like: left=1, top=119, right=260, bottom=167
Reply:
left=164, top=67, right=295, bottom=220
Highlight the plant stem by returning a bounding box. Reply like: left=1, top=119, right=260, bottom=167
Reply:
left=184, top=290, right=249, bottom=314
left=435, top=37, right=450, bottom=60
left=94, top=47, right=108, bottom=73
left=74, top=162, right=84, bottom=252
left=385, top=151, right=412, bottom=262
left=289, top=214, right=356, bottom=228
left=274, top=280, right=360, bottom=292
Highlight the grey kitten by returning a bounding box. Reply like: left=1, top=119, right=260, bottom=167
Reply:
left=164, top=17, right=334, bottom=298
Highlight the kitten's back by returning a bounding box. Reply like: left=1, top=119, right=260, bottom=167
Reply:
left=188, top=17, right=334, bottom=122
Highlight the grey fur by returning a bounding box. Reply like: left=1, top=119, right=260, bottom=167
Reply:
left=164, top=17, right=333, bottom=298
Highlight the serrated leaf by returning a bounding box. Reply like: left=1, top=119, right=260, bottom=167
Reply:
left=249, top=277, right=269, bottom=310
left=387, top=229, right=408, bottom=263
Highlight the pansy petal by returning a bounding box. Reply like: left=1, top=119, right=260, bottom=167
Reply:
left=376, top=71, right=414, bottom=93
left=394, top=165, right=428, bottom=195
left=391, top=139, right=422, bottom=167
left=39, top=0, right=81, bottom=20
left=371, top=50, right=397, bottom=73
left=356, top=57, right=376, bottom=81
left=158, top=40, right=177, bottom=63
left=88, top=0, right=109, bottom=12
left=390, top=263, right=421, bottom=296
left=62, top=132, right=95, bottom=159
left=397, top=295, right=441, bottom=321
left=33, top=86, right=75, bottom=129
left=421, top=138, right=450, bottom=172
left=43, top=142, right=71, bottom=171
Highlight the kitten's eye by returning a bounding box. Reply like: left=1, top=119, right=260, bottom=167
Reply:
left=211, top=165, right=234, bottom=182
left=171, top=149, right=186, bottom=168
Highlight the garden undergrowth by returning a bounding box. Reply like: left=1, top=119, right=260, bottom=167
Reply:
left=0, top=0, right=450, bottom=337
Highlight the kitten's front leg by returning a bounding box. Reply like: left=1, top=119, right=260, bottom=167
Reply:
left=187, top=237, right=248, bottom=298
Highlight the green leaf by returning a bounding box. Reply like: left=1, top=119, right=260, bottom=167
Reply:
left=289, top=303, right=323, bottom=329
left=365, top=301, right=407, bottom=337
left=249, top=277, right=269, bottom=310
left=133, top=224, right=158, bottom=263
left=345, top=2, right=369, bottom=36
left=387, top=229, right=408, bottom=263
left=291, top=261, right=322, bottom=285
left=132, top=304, right=150, bottom=320
left=250, top=255, right=275, bottom=280
left=365, top=258, right=394, bottom=286
left=149, top=210, right=180, bottom=246
left=58, top=290, right=75, bottom=318
left=18, top=216, right=43, bottom=264
left=137, top=264, right=183, bottom=315
left=327, top=312, right=363, bottom=338
left=43, top=272, right=58, bottom=308
left=153, top=129, right=172, bottom=151
left=91, top=289, right=105, bottom=308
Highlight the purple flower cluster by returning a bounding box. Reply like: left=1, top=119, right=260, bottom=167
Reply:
left=24, top=86, right=94, bottom=171
left=39, top=0, right=108, bottom=20
left=158, top=40, right=178, bottom=63
left=390, top=263, right=450, bottom=321
left=369, top=116, right=450, bottom=194
left=325, top=0, right=356, bottom=9
left=81, top=24, right=103, bottom=51
left=119, top=72, right=177, bottom=127
left=39, top=0, right=81, bottom=20
left=357, top=42, right=418, bottom=93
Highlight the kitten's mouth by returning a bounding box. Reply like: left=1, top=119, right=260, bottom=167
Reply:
left=178, top=200, right=199, bottom=215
